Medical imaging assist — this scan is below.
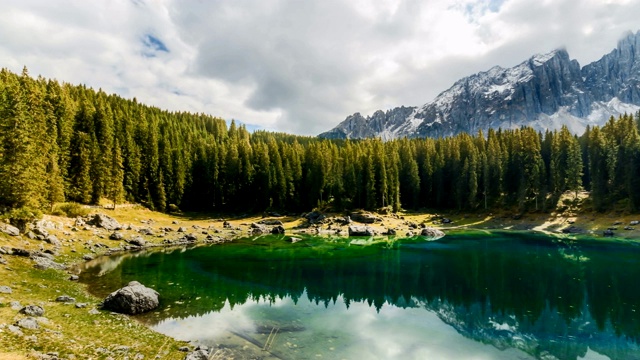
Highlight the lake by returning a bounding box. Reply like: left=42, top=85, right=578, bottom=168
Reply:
left=79, top=231, right=640, bottom=360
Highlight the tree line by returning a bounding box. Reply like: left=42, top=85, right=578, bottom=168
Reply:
left=1, top=67, right=639, bottom=215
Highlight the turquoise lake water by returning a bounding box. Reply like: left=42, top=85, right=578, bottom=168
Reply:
left=79, top=232, right=640, bottom=360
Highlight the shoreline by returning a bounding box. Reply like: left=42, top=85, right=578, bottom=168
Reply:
left=1, top=205, right=639, bottom=359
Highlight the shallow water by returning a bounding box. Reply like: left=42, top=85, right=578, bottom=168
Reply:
left=80, top=232, right=640, bottom=360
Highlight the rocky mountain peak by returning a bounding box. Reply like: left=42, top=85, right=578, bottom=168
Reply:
left=320, top=31, right=640, bottom=140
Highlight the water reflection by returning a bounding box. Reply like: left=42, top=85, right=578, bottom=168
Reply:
left=80, top=233, right=640, bottom=359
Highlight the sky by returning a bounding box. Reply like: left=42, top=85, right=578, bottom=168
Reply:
left=1, top=0, right=639, bottom=136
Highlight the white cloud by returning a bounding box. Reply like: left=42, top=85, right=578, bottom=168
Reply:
left=0, top=0, right=638, bottom=135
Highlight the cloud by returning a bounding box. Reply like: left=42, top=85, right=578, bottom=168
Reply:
left=0, top=0, right=639, bottom=135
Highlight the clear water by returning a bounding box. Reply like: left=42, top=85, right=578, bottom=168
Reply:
left=79, top=231, right=640, bottom=360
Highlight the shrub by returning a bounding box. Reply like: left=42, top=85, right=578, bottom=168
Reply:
left=55, top=203, right=90, bottom=218
left=2, top=206, right=42, bottom=231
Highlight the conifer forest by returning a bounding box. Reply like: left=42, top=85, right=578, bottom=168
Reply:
left=2, top=67, right=640, bottom=215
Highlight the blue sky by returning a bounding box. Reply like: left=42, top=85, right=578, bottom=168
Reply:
left=0, top=0, right=638, bottom=135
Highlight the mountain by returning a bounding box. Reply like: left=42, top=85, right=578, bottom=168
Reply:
left=319, top=31, right=640, bottom=140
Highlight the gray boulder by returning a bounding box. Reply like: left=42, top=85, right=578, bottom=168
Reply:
left=20, top=305, right=45, bottom=317
left=87, top=214, right=121, bottom=231
left=128, top=236, right=147, bottom=247
left=45, top=235, right=61, bottom=247
left=250, top=223, right=269, bottom=235
left=350, top=212, right=379, bottom=224
left=184, top=350, right=209, bottom=360
left=260, top=219, right=283, bottom=226
left=15, top=317, right=39, bottom=330
left=420, top=227, right=445, bottom=239
left=0, top=285, right=12, bottom=294
left=102, top=281, right=159, bottom=315
left=348, top=226, right=375, bottom=236
left=56, top=295, right=76, bottom=303
left=109, top=232, right=124, bottom=240
left=32, top=255, right=67, bottom=271
left=0, top=223, right=20, bottom=236
left=286, top=237, right=302, bottom=243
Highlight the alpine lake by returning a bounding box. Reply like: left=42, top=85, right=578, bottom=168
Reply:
left=78, top=231, right=640, bottom=360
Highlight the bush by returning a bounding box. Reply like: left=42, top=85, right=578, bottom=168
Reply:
left=2, top=206, right=42, bottom=231
left=55, top=203, right=90, bottom=218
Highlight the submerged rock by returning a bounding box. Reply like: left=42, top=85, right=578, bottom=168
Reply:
left=420, top=227, right=445, bottom=239
left=102, top=281, right=159, bottom=315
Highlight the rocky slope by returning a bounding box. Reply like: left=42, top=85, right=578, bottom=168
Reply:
left=320, top=31, right=640, bottom=140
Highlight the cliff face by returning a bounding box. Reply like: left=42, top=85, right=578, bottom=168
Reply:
left=319, top=31, right=640, bottom=140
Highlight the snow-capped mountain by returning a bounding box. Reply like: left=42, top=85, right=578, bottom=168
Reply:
left=319, top=31, right=640, bottom=140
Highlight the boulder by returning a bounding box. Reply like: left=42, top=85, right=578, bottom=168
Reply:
left=138, top=227, right=154, bottom=236
left=128, top=236, right=147, bottom=247
left=250, top=223, right=269, bottom=235
left=102, top=281, right=159, bottom=315
left=184, top=350, right=210, bottom=360
left=630, top=220, right=640, bottom=226
left=45, top=235, right=61, bottom=247
left=304, top=211, right=326, bottom=224
left=87, top=214, right=121, bottom=231
left=222, top=221, right=232, bottom=229
left=286, top=237, right=302, bottom=243
left=15, top=317, right=39, bottom=330
left=32, top=255, right=67, bottom=271
left=561, top=226, right=583, bottom=234
left=20, top=305, right=45, bottom=317
left=109, top=232, right=124, bottom=241
left=350, top=212, right=379, bottom=224
left=56, top=295, right=76, bottom=303
left=420, top=227, right=445, bottom=239
left=260, top=219, right=283, bottom=226
left=177, top=227, right=187, bottom=233
left=271, top=225, right=285, bottom=235
left=384, top=228, right=397, bottom=236
left=0, top=223, right=20, bottom=236
left=603, top=229, right=615, bottom=237
left=348, top=226, right=375, bottom=236
left=0, top=286, right=12, bottom=294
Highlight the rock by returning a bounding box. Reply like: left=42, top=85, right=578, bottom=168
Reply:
left=15, top=317, right=39, bottom=330
left=20, top=305, right=45, bottom=317
left=441, top=218, right=452, bottom=224
left=350, top=212, right=379, bottom=224
left=128, top=236, right=147, bottom=247
left=82, top=254, right=94, bottom=261
left=613, top=221, right=623, bottom=225
left=222, top=221, right=232, bottom=229
left=603, top=229, right=615, bottom=237
left=184, top=350, right=209, bottom=360
left=185, top=233, right=198, bottom=241
left=87, top=214, right=121, bottom=231
left=0, top=256, right=6, bottom=265
left=286, top=237, right=302, bottom=243
left=624, top=226, right=635, bottom=230
left=109, top=232, right=124, bottom=241
left=260, top=219, right=283, bottom=226
left=7, top=325, right=23, bottom=336
left=32, top=255, right=67, bottom=271
left=56, top=295, right=76, bottom=303
left=384, top=228, right=397, bottom=236
left=88, top=308, right=100, bottom=315
left=102, top=281, right=159, bottom=315
left=271, top=225, right=285, bottom=235
left=74, top=217, right=86, bottom=227
left=0, top=286, right=12, bottom=294
left=75, top=303, right=88, bottom=309
left=69, top=275, right=79, bottom=281
left=45, top=235, right=61, bottom=247
left=177, top=227, right=187, bottom=233
left=10, top=301, right=22, bottom=310
left=304, top=211, right=326, bottom=224
left=420, top=227, right=446, bottom=239
left=250, top=223, right=269, bottom=235
left=631, top=220, right=640, bottom=226
left=26, top=231, right=37, bottom=240
left=179, top=346, right=190, bottom=352
left=348, top=226, right=375, bottom=236
left=138, top=228, right=154, bottom=236
left=0, top=223, right=20, bottom=236
left=562, top=226, right=583, bottom=234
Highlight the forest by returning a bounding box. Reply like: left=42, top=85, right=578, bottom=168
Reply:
left=1, top=67, right=640, bottom=216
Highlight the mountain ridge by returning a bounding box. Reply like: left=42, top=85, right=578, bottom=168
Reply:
left=320, top=31, right=640, bottom=140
